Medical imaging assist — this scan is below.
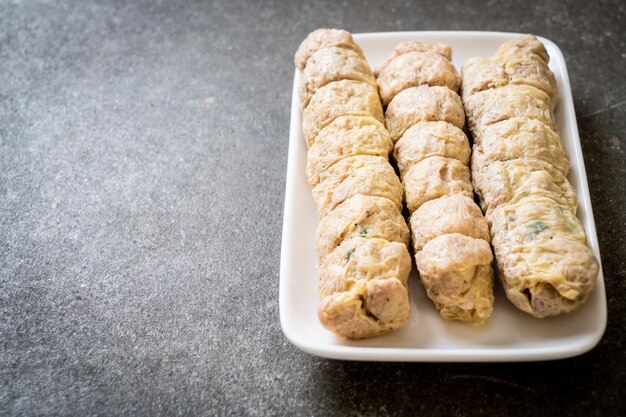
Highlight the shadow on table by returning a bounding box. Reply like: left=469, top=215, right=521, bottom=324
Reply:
left=311, top=347, right=613, bottom=416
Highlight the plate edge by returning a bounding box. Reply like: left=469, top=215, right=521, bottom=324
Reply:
left=278, top=32, right=608, bottom=362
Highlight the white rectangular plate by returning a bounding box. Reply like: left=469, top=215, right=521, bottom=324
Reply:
left=279, top=31, right=606, bottom=362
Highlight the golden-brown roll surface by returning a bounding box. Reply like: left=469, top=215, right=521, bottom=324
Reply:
left=471, top=158, right=577, bottom=214
left=462, top=35, right=598, bottom=318
left=376, top=51, right=461, bottom=107
left=489, top=193, right=598, bottom=317
left=385, top=86, right=465, bottom=142
left=303, top=80, right=384, bottom=145
left=300, top=47, right=376, bottom=108
left=464, top=85, right=556, bottom=141
left=474, top=117, right=569, bottom=175
left=410, top=195, right=490, bottom=253
left=402, top=156, right=473, bottom=212
left=306, top=116, right=393, bottom=187
left=295, top=28, right=364, bottom=71
left=318, top=236, right=412, bottom=338
left=392, top=121, right=470, bottom=175
left=374, top=40, right=452, bottom=76
left=313, top=155, right=403, bottom=218
left=297, top=29, right=413, bottom=339
left=461, top=35, right=556, bottom=101
left=416, top=234, right=494, bottom=323
left=316, top=194, right=410, bottom=263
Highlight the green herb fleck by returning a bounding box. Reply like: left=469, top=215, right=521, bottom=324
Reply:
left=528, top=220, right=547, bottom=237
left=358, top=228, right=368, bottom=237
left=345, top=248, right=356, bottom=262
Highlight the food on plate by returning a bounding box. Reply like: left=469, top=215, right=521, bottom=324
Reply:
left=416, top=234, right=494, bottom=323
left=410, top=195, right=490, bottom=252
left=494, top=237, right=598, bottom=317
left=306, top=116, right=393, bottom=187
left=461, top=34, right=556, bottom=101
left=295, top=28, right=364, bottom=71
left=473, top=117, right=569, bottom=174
left=374, top=40, right=452, bottom=76
left=462, top=34, right=598, bottom=317
left=317, top=237, right=411, bottom=338
left=315, top=194, right=410, bottom=262
left=401, top=156, right=473, bottom=212
left=464, top=84, right=557, bottom=141
left=489, top=191, right=587, bottom=251
left=318, top=237, right=412, bottom=298
left=392, top=121, right=470, bottom=175
left=489, top=192, right=598, bottom=317
left=312, top=155, right=403, bottom=219
left=471, top=158, right=577, bottom=214
left=296, top=29, right=412, bottom=339
left=302, top=79, right=383, bottom=146
left=384, top=85, right=465, bottom=143
left=299, top=47, right=376, bottom=108
left=379, top=41, right=494, bottom=323
left=376, top=50, right=461, bottom=106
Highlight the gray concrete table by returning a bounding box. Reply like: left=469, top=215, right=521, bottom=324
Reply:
left=1, top=0, right=625, bottom=415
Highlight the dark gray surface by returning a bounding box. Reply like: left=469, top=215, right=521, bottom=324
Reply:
left=1, top=0, right=625, bottom=415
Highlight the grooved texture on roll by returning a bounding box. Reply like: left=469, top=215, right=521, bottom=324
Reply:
left=461, top=35, right=556, bottom=101
left=302, top=80, right=384, bottom=146
left=376, top=51, right=461, bottom=107
left=473, top=117, right=569, bottom=174
left=464, top=84, right=557, bottom=142
left=299, top=47, right=376, bottom=109
left=295, top=28, right=364, bottom=71
left=316, top=195, right=410, bottom=264
left=384, top=85, right=465, bottom=143
left=393, top=121, right=470, bottom=175
left=374, top=40, right=452, bottom=76
left=306, top=116, right=394, bottom=187
left=296, top=29, right=412, bottom=339
left=462, top=34, right=598, bottom=318
left=380, top=41, right=494, bottom=324
left=313, top=155, right=403, bottom=219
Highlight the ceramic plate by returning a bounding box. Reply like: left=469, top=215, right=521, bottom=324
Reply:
left=279, top=31, right=606, bottom=361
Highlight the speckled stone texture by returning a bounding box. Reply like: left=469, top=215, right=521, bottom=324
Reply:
left=1, top=0, right=625, bottom=415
